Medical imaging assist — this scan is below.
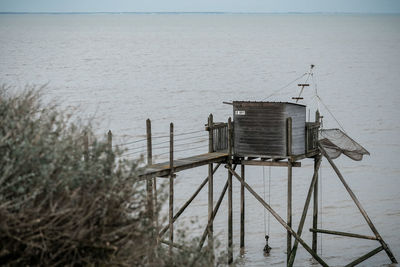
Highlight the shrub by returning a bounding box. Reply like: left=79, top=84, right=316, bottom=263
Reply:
left=0, top=87, right=224, bottom=266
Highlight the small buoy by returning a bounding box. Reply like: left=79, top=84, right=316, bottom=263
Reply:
left=263, top=235, right=271, bottom=254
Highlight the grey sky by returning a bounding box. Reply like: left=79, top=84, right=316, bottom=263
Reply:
left=0, top=0, right=399, bottom=13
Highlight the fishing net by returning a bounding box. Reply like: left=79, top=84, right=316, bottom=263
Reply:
left=318, top=129, right=370, bottom=161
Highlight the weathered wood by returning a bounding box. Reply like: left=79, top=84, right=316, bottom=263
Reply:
left=287, top=117, right=293, bottom=263
left=227, top=166, right=329, bottom=267
left=312, top=111, right=320, bottom=253
left=233, top=102, right=306, bottom=157
left=208, top=114, right=214, bottom=255
left=107, top=130, right=112, bottom=175
left=146, top=119, right=154, bottom=224
left=319, top=143, right=397, bottom=264
left=240, top=164, right=245, bottom=251
left=344, top=246, right=384, bottom=267
left=309, top=228, right=378, bottom=241
left=228, top=117, right=233, bottom=265
left=288, top=156, right=322, bottom=266
left=241, top=160, right=301, bottom=167
left=169, top=123, right=174, bottom=256
left=199, top=178, right=229, bottom=249
left=312, top=155, right=320, bottom=253
left=159, top=163, right=221, bottom=238
left=138, top=152, right=228, bottom=179
left=83, top=132, right=89, bottom=162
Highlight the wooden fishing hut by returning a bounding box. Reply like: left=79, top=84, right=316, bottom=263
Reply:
left=135, top=99, right=397, bottom=266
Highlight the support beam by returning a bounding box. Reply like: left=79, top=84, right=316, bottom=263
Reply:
left=159, top=163, right=221, bottom=238
left=208, top=114, right=214, bottom=256
left=240, top=164, right=245, bottom=252
left=313, top=110, right=321, bottom=253
left=199, top=179, right=229, bottom=249
left=288, top=156, right=322, bottom=266
left=287, top=117, right=293, bottom=263
left=344, top=246, right=384, bottom=267
left=241, top=160, right=301, bottom=167
left=146, top=119, right=154, bottom=225
left=312, top=155, right=320, bottom=253
left=227, top=166, right=329, bottom=267
left=199, top=164, right=237, bottom=250
left=287, top=161, right=292, bottom=263
left=319, top=143, right=398, bottom=264
left=169, top=123, right=174, bottom=256
left=309, top=228, right=378, bottom=241
left=227, top=117, right=233, bottom=265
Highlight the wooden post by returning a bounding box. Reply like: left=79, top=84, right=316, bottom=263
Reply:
left=287, top=117, right=293, bottom=263
left=169, top=123, right=174, bottom=256
left=146, top=119, right=154, bottom=224
left=83, top=131, right=89, bottom=162
left=313, top=111, right=320, bottom=253
left=208, top=114, right=214, bottom=257
left=107, top=130, right=112, bottom=175
left=319, top=144, right=398, bottom=264
left=227, top=166, right=329, bottom=267
left=240, top=164, right=245, bottom=252
left=288, top=157, right=322, bottom=266
left=227, top=117, right=233, bottom=265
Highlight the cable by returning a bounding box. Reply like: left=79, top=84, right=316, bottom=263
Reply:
left=316, top=95, right=347, bottom=133
left=263, top=166, right=266, bottom=236
left=151, top=134, right=207, bottom=146
left=152, top=138, right=207, bottom=150
left=156, top=144, right=209, bottom=157
left=262, top=72, right=308, bottom=101
left=268, top=166, right=271, bottom=236
left=113, top=138, right=147, bottom=147
left=151, top=129, right=205, bottom=139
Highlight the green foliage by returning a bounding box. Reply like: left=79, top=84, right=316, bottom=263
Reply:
left=0, top=86, right=228, bottom=266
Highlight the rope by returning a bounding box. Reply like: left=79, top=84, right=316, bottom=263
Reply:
left=263, top=167, right=266, bottom=236
left=262, top=72, right=308, bottom=101
left=315, top=95, right=347, bottom=133
left=295, top=67, right=313, bottom=103
left=268, top=166, right=271, bottom=236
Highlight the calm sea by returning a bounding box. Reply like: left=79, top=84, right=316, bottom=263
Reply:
left=1, top=13, right=399, bottom=266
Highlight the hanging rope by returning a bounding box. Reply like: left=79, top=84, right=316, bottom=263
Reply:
left=263, top=166, right=272, bottom=254
left=268, top=166, right=271, bottom=236
left=262, top=72, right=308, bottom=101
left=263, top=167, right=266, bottom=236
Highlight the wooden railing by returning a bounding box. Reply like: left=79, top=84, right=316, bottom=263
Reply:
left=306, top=122, right=319, bottom=153
left=206, top=122, right=228, bottom=152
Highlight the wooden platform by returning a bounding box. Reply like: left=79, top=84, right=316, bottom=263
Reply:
left=138, top=152, right=229, bottom=179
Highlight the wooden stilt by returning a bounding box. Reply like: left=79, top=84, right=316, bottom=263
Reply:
left=227, top=117, right=233, bottom=265
left=208, top=114, right=214, bottom=257
left=288, top=156, right=322, bottom=266
left=287, top=117, right=293, bottom=263
left=313, top=111, right=320, bottom=253
left=312, top=155, right=319, bottom=253
left=107, top=130, right=112, bottom=175
left=227, top=166, right=329, bottom=267
left=319, top=144, right=397, bottom=264
left=200, top=179, right=228, bottom=249
left=240, top=164, right=245, bottom=252
left=159, top=163, right=221, bottom=238
left=146, top=119, right=154, bottom=224
left=169, top=123, right=174, bottom=256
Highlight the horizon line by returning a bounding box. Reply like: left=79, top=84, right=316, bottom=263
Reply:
left=0, top=11, right=399, bottom=15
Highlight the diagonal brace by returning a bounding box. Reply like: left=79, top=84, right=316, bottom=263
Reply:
left=226, top=165, right=329, bottom=267
left=288, top=155, right=322, bottom=266
left=319, top=143, right=397, bottom=264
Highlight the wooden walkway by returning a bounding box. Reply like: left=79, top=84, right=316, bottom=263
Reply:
left=138, top=152, right=228, bottom=179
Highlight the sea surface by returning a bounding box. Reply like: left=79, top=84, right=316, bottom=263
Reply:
left=1, top=13, right=399, bottom=266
